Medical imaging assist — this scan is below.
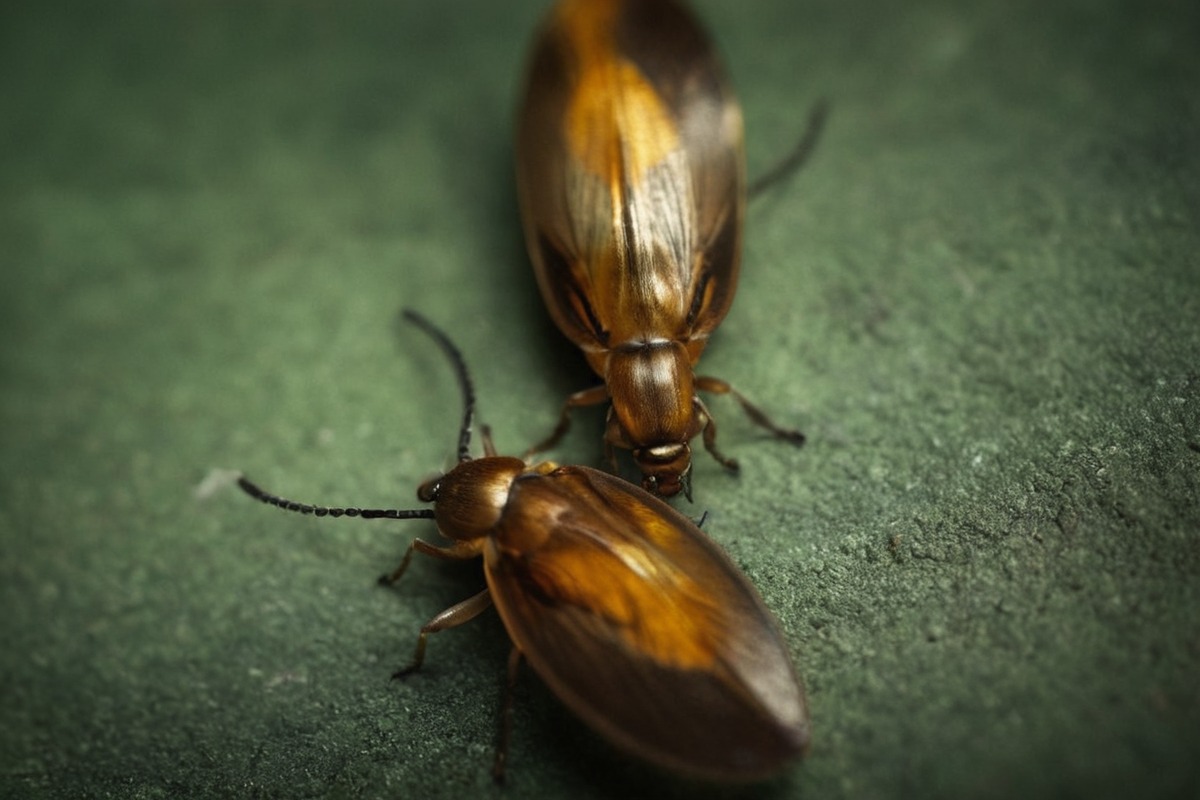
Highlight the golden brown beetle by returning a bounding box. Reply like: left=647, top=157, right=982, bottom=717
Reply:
left=516, top=0, right=808, bottom=498
left=239, top=310, right=810, bottom=782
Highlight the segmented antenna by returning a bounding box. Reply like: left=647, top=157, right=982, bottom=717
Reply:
left=237, top=475, right=435, bottom=520
left=237, top=310, right=478, bottom=518
left=402, top=308, right=477, bottom=463
left=748, top=97, right=830, bottom=198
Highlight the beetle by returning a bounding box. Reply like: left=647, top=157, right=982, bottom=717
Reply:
left=516, top=0, right=810, bottom=498
left=238, top=310, right=810, bottom=782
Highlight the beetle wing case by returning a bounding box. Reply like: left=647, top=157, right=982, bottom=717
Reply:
left=483, top=465, right=810, bottom=781
left=516, top=0, right=745, bottom=357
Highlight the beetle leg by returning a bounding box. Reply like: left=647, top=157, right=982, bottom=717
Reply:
left=480, top=424, right=498, bottom=457
left=696, top=398, right=740, bottom=473
left=523, top=384, right=609, bottom=459
left=492, top=646, right=524, bottom=784
left=378, top=538, right=480, bottom=586
left=393, top=587, right=493, bottom=679
left=696, top=375, right=806, bottom=446
left=603, top=436, right=619, bottom=474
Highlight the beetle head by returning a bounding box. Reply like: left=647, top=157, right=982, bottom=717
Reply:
left=418, top=456, right=526, bottom=541
left=633, top=443, right=693, bottom=500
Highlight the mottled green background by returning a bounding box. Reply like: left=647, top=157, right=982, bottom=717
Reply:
left=2, top=1, right=1197, bottom=798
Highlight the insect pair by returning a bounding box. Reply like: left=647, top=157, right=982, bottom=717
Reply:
left=239, top=0, right=825, bottom=783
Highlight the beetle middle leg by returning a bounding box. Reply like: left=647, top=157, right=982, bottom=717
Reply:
left=523, top=384, right=609, bottom=460
left=696, top=376, right=806, bottom=446
left=392, top=587, right=493, bottom=679
left=380, top=539, right=489, bottom=678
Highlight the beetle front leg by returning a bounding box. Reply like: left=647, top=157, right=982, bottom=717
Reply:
left=523, top=384, right=609, bottom=460
left=696, top=375, right=806, bottom=446
left=600, top=419, right=619, bottom=474
left=697, top=398, right=740, bottom=473
left=480, top=424, right=498, bottom=457
left=378, top=538, right=480, bottom=586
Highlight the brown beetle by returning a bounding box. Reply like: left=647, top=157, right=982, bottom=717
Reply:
left=239, top=310, right=810, bottom=782
left=516, top=0, right=808, bottom=498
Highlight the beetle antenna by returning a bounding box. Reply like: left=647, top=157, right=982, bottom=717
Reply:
left=747, top=97, right=830, bottom=198
left=402, top=309, right=477, bottom=463
left=238, top=475, right=435, bottom=520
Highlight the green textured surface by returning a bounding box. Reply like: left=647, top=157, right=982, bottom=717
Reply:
left=2, top=0, right=1198, bottom=798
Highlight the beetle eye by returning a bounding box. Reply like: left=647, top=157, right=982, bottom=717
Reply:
left=417, top=476, right=442, bottom=503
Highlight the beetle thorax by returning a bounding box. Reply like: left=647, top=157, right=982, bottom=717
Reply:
left=606, top=341, right=697, bottom=445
